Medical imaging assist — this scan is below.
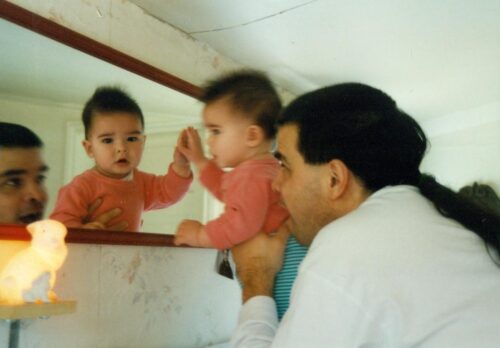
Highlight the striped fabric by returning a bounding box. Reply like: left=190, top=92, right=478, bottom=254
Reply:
left=273, top=234, right=308, bottom=320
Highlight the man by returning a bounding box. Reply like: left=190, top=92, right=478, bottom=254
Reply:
left=0, top=122, right=126, bottom=228
left=0, top=122, right=48, bottom=224
left=230, top=83, right=500, bottom=347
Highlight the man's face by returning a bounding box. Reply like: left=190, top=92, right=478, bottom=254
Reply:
left=273, top=124, right=335, bottom=246
left=0, top=148, right=48, bottom=224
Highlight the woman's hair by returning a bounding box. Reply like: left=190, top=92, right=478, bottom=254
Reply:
left=200, top=69, right=282, bottom=139
left=278, top=82, right=500, bottom=255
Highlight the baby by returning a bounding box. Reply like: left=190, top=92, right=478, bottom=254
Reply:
left=174, top=70, right=308, bottom=319
left=50, top=86, right=192, bottom=231
left=174, top=71, right=288, bottom=248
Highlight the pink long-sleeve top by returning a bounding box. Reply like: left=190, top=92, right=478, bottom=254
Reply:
left=50, top=164, right=192, bottom=231
left=200, top=158, right=289, bottom=249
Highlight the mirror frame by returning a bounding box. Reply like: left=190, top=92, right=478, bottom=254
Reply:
left=0, top=2, right=202, bottom=247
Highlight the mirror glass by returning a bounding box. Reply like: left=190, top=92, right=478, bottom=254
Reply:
left=0, top=17, right=207, bottom=234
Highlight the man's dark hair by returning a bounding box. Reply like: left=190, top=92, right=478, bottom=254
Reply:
left=0, top=122, right=43, bottom=148
left=200, top=70, right=281, bottom=139
left=82, top=86, right=144, bottom=139
left=278, top=82, right=500, bottom=257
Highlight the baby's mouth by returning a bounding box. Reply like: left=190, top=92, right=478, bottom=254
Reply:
left=116, top=158, right=129, bottom=164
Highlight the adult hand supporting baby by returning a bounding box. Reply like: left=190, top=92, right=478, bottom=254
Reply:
left=231, top=224, right=290, bottom=303
left=82, top=198, right=128, bottom=231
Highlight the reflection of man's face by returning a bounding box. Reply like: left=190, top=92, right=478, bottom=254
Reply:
left=0, top=148, right=48, bottom=224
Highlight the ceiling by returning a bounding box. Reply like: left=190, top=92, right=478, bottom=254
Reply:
left=128, top=0, right=500, bottom=122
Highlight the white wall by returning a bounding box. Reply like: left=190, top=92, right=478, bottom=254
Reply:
left=0, top=241, right=240, bottom=348
left=421, top=101, right=500, bottom=192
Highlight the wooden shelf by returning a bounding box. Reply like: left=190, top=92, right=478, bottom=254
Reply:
left=0, top=301, right=76, bottom=320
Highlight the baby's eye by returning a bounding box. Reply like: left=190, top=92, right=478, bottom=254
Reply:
left=127, top=136, right=139, bottom=142
left=101, top=138, right=113, bottom=144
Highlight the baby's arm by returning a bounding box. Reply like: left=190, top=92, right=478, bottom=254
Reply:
left=174, top=219, right=213, bottom=248
left=176, top=127, right=209, bottom=172
left=51, top=181, right=127, bottom=231
left=50, top=183, right=89, bottom=227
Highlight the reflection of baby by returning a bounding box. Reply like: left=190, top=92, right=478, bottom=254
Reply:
left=174, top=71, right=288, bottom=249
left=50, top=87, right=192, bottom=231
left=0, top=219, right=67, bottom=304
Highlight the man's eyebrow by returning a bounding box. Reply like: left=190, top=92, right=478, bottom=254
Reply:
left=0, top=165, right=48, bottom=177
left=0, top=169, right=27, bottom=177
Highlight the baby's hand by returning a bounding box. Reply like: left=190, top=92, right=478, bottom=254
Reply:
left=174, top=219, right=213, bottom=247
left=172, top=148, right=192, bottom=178
left=176, top=127, right=208, bottom=170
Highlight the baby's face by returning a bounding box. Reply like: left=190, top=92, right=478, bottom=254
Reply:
left=83, top=112, right=145, bottom=179
left=202, top=99, right=253, bottom=168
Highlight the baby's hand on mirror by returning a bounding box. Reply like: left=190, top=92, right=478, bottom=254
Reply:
left=174, top=219, right=213, bottom=247
left=172, top=146, right=192, bottom=178
left=177, top=127, right=208, bottom=171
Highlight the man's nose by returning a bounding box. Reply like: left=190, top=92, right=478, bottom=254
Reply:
left=24, top=181, right=47, bottom=203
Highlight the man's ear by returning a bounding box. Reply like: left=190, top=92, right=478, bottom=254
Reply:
left=327, top=159, right=350, bottom=200
left=82, top=140, right=94, bottom=158
left=245, top=125, right=265, bottom=147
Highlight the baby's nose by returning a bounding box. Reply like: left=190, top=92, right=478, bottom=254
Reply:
left=115, top=140, right=127, bottom=152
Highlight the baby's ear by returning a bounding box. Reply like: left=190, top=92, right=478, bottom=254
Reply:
left=245, top=125, right=265, bottom=147
left=82, top=140, right=94, bottom=158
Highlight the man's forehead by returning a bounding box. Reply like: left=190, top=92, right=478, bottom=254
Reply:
left=0, top=148, right=47, bottom=174
left=276, top=124, right=299, bottom=155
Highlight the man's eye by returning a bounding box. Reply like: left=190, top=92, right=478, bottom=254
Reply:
left=101, top=138, right=113, bottom=144
left=211, top=129, right=220, bottom=135
left=279, top=162, right=290, bottom=172
left=36, top=175, right=47, bottom=184
left=3, top=178, right=22, bottom=188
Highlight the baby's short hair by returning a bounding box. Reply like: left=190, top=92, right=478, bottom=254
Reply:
left=200, top=70, right=282, bottom=139
left=82, top=86, right=144, bottom=139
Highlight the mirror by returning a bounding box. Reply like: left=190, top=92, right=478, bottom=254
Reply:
left=0, top=3, right=211, bottom=236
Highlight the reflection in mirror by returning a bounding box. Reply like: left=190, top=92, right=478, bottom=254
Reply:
left=0, top=17, right=207, bottom=234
